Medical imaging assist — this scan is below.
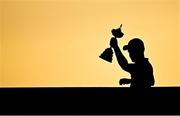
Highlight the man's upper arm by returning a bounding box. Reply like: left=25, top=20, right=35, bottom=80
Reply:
left=122, top=64, right=134, bottom=72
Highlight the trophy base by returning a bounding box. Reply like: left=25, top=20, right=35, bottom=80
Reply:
left=99, top=47, right=113, bottom=63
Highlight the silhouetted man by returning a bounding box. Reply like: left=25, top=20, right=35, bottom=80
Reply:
left=110, top=38, right=155, bottom=88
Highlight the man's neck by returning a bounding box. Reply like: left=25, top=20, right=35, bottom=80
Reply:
left=135, top=57, right=146, bottom=64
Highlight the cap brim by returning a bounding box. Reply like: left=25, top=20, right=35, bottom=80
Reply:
left=123, top=45, right=128, bottom=50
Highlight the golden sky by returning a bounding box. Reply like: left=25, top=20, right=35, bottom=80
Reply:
left=0, top=0, right=180, bottom=87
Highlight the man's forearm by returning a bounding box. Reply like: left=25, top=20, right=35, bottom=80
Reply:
left=113, top=46, right=128, bottom=70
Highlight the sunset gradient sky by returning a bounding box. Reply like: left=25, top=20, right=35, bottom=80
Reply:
left=0, top=0, right=180, bottom=87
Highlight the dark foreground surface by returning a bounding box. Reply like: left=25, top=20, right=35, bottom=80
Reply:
left=0, top=87, right=180, bottom=114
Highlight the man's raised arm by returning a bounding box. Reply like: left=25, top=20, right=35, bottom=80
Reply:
left=110, top=37, right=129, bottom=72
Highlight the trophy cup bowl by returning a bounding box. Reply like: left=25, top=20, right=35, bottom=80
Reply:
left=111, top=28, right=124, bottom=38
left=99, top=24, right=124, bottom=63
left=111, top=24, right=124, bottom=38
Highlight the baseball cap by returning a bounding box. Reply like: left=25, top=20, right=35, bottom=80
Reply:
left=123, top=38, right=145, bottom=52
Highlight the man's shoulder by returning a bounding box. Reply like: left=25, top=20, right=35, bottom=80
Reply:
left=144, top=58, right=153, bottom=66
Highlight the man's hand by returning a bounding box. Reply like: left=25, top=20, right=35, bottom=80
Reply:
left=110, top=37, right=118, bottom=48
left=119, top=78, right=131, bottom=85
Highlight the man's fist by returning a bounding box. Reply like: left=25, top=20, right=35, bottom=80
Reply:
left=110, top=37, right=118, bottom=48
left=119, top=78, right=131, bottom=85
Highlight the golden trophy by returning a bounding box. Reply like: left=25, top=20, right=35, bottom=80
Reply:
left=99, top=24, right=124, bottom=63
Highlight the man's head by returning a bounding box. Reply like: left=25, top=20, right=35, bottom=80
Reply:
left=123, top=38, right=145, bottom=62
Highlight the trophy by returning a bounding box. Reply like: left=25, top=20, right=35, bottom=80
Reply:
left=99, top=24, right=124, bottom=63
